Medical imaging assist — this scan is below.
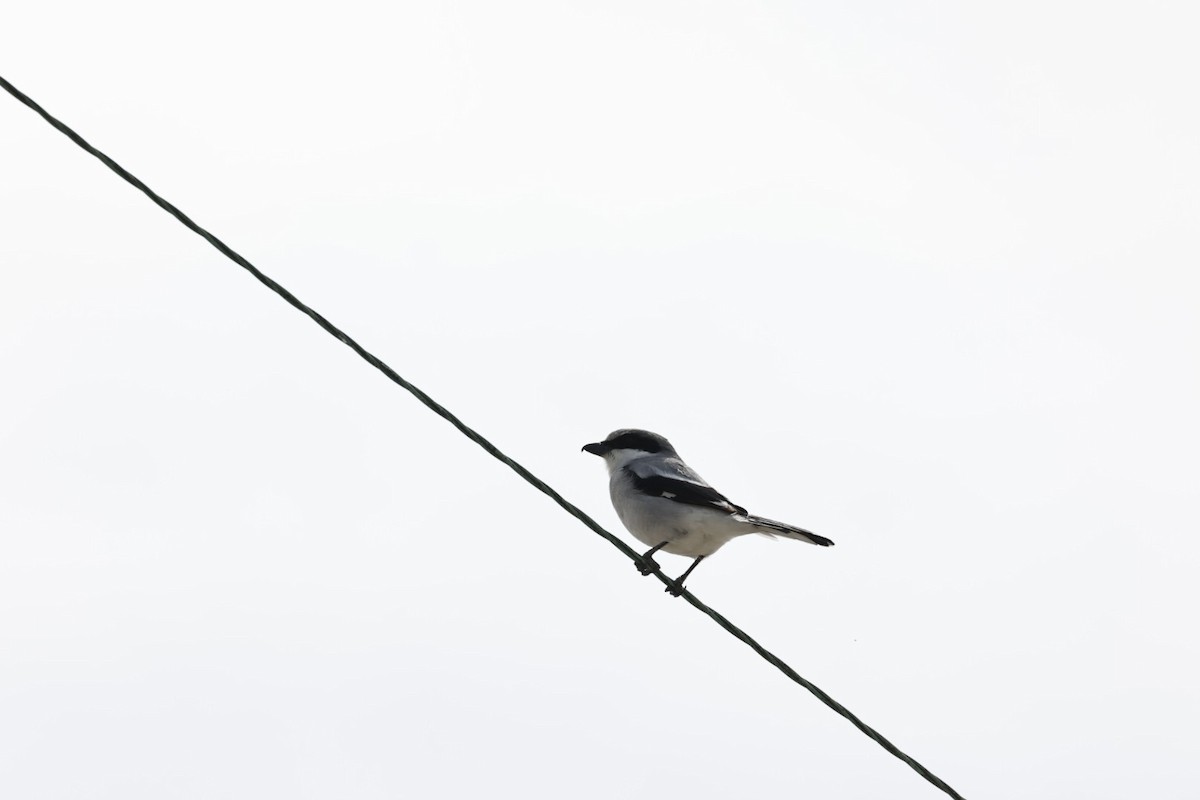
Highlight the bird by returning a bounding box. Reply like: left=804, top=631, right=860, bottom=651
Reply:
left=583, top=428, right=833, bottom=595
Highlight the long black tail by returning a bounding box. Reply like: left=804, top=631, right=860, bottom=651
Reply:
left=744, top=515, right=834, bottom=546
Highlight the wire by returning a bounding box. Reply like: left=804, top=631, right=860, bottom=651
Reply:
left=1, top=73, right=967, bottom=800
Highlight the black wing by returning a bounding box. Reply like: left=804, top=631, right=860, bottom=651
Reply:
left=624, top=459, right=747, bottom=515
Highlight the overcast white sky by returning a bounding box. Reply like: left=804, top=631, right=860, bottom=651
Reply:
left=3, top=2, right=1199, bottom=798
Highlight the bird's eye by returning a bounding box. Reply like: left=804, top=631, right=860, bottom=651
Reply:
left=609, top=433, right=660, bottom=453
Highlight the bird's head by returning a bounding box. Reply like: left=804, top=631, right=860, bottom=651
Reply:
left=582, top=429, right=676, bottom=468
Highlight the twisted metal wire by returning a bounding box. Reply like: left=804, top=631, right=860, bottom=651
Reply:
left=1, top=73, right=966, bottom=800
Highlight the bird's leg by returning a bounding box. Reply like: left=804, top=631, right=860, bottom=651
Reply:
left=638, top=541, right=670, bottom=576
left=666, top=556, right=706, bottom=596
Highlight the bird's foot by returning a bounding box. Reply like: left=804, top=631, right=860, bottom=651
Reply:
left=637, top=557, right=660, bottom=576
left=664, top=581, right=685, bottom=597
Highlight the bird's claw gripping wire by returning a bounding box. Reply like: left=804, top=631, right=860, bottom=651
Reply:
left=637, top=541, right=670, bottom=576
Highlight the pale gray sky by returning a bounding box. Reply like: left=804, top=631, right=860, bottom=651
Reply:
left=2, top=2, right=1198, bottom=798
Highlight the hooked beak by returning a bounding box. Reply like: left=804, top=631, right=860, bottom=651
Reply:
left=582, top=441, right=609, bottom=456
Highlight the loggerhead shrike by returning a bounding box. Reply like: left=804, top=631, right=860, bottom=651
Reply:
left=583, top=429, right=833, bottom=595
